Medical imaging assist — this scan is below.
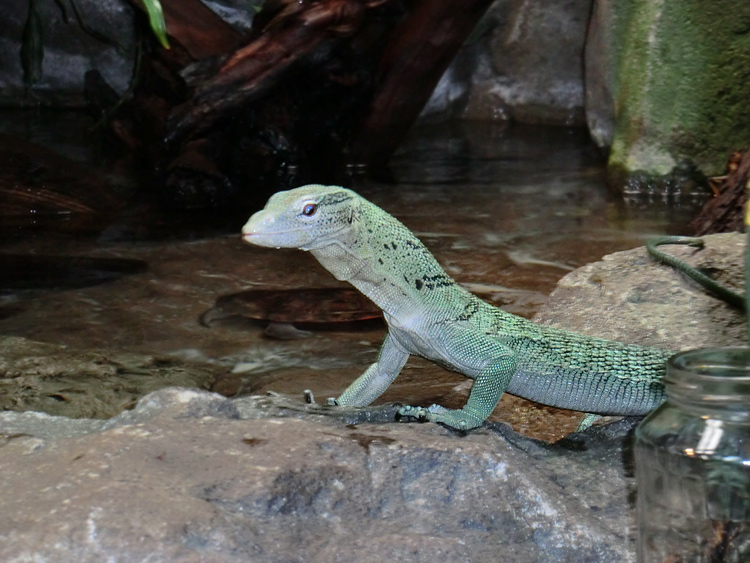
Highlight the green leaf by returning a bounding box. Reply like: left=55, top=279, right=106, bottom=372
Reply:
left=21, top=0, right=44, bottom=86
left=140, top=0, right=170, bottom=49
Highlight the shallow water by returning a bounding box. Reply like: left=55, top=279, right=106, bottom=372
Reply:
left=0, top=114, right=703, bottom=441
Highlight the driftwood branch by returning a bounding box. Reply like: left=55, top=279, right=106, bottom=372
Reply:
left=351, top=0, right=494, bottom=167
left=111, top=0, right=495, bottom=209
left=166, top=0, right=392, bottom=145
left=128, top=0, right=243, bottom=61
left=689, top=151, right=748, bottom=235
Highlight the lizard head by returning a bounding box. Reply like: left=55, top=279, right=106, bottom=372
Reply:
left=241, top=184, right=361, bottom=250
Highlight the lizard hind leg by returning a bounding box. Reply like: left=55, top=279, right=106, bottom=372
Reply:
left=399, top=341, right=518, bottom=431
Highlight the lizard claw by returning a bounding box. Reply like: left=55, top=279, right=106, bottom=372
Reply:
left=397, top=404, right=453, bottom=422
left=399, top=404, right=483, bottom=430
left=303, top=391, right=339, bottom=407
left=397, top=405, right=431, bottom=422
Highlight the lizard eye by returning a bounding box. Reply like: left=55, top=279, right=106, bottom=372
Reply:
left=301, top=203, right=318, bottom=217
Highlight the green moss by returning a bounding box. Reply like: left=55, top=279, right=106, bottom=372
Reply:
left=608, top=0, right=750, bottom=188
left=607, top=162, right=708, bottom=196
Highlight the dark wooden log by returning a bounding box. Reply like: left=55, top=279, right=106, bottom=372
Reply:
left=165, top=0, right=494, bottom=165
left=166, top=0, right=392, bottom=145
left=129, top=0, right=243, bottom=62
left=689, top=150, right=748, bottom=235
left=116, top=0, right=495, bottom=210
left=350, top=0, right=494, bottom=168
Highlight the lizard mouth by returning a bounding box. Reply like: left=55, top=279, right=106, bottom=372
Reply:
left=242, top=227, right=304, bottom=239
left=241, top=223, right=351, bottom=248
left=241, top=227, right=309, bottom=248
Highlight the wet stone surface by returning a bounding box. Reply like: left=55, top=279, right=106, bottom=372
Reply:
left=0, top=388, right=642, bottom=563
left=0, top=336, right=221, bottom=418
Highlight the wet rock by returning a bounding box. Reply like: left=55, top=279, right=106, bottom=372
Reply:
left=0, top=387, right=638, bottom=562
left=534, top=233, right=746, bottom=350
left=201, top=0, right=258, bottom=33
left=0, top=336, right=224, bottom=418
left=0, top=0, right=135, bottom=106
left=200, top=287, right=383, bottom=327
left=583, top=0, right=618, bottom=149
left=422, top=0, right=593, bottom=126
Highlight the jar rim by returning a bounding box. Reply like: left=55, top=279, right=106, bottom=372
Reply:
left=665, top=347, right=750, bottom=416
left=667, top=347, right=750, bottom=382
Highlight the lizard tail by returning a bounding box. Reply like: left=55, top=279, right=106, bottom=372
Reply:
left=646, top=236, right=745, bottom=310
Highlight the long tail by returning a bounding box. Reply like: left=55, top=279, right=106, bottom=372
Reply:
left=646, top=236, right=745, bottom=310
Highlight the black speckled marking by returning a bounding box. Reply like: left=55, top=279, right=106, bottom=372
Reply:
left=319, top=192, right=354, bottom=207
left=456, top=299, right=481, bottom=321
left=420, top=273, right=455, bottom=290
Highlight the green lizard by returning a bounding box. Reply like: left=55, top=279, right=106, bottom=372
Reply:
left=241, top=184, right=676, bottom=431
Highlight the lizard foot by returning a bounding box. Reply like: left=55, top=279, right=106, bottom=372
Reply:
left=302, top=390, right=339, bottom=407
left=398, top=404, right=484, bottom=430
left=397, top=404, right=432, bottom=422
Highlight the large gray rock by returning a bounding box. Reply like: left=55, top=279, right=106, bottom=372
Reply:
left=534, top=233, right=746, bottom=350
left=422, top=0, right=593, bottom=126
left=585, top=0, right=750, bottom=186
left=583, top=0, right=620, bottom=149
left=0, top=0, right=260, bottom=107
left=0, top=387, right=637, bottom=562
left=0, top=0, right=136, bottom=106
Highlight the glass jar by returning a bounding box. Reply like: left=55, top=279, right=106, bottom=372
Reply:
left=635, top=347, right=750, bottom=563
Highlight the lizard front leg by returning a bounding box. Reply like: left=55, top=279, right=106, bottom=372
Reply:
left=399, top=327, right=518, bottom=430
left=331, top=331, right=410, bottom=407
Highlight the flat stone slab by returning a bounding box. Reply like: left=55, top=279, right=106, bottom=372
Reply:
left=0, top=388, right=638, bottom=563
left=0, top=336, right=221, bottom=418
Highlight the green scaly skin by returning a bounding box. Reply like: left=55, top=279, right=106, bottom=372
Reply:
left=242, top=185, right=671, bottom=431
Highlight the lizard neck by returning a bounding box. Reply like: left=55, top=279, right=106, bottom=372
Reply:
left=309, top=200, right=466, bottom=321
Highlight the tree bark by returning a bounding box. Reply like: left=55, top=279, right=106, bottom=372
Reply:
left=689, top=151, right=748, bottom=235
left=117, top=0, right=495, bottom=210
left=350, top=0, right=495, bottom=168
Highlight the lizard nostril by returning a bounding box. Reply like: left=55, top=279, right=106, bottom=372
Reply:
left=242, top=211, right=274, bottom=236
